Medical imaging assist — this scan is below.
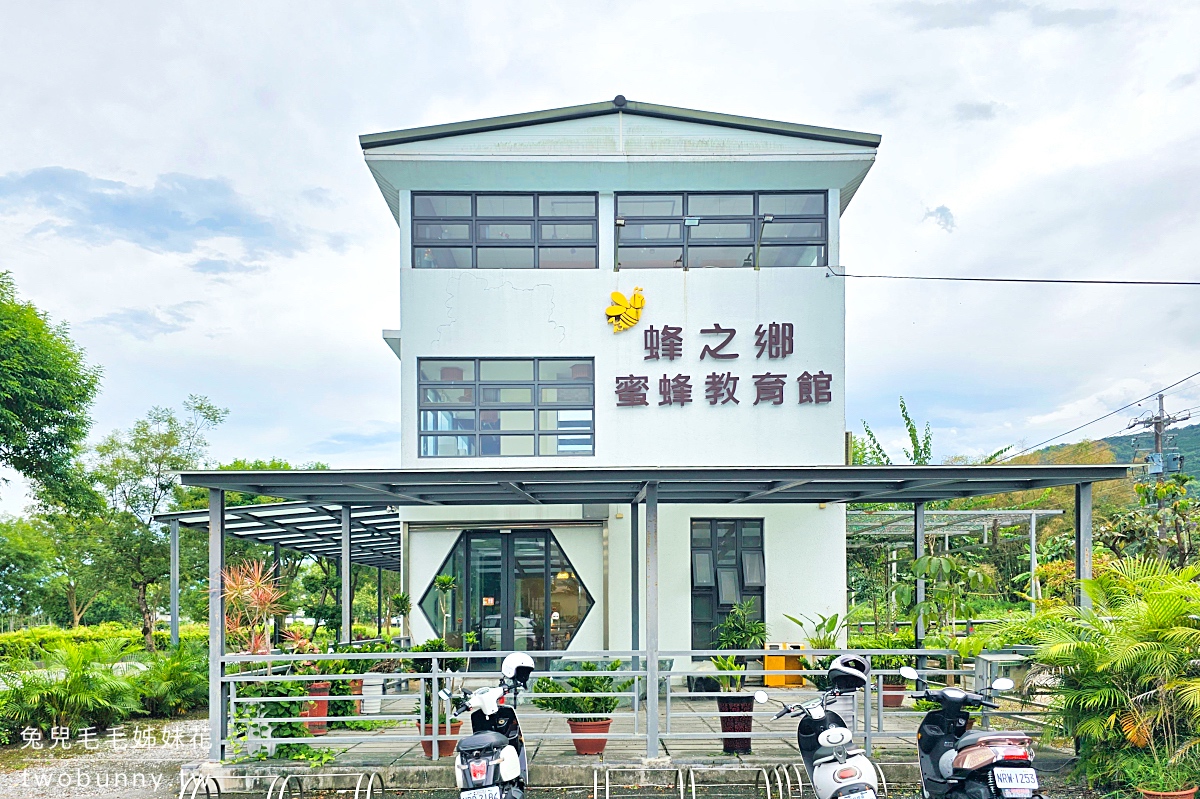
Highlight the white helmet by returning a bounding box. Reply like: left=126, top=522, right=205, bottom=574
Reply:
left=501, top=651, right=535, bottom=686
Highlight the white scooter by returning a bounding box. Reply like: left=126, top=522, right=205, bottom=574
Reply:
left=439, top=652, right=535, bottom=799
left=754, top=654, right=881, bottom=799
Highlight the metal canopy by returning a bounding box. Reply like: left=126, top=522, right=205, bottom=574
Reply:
left=155, top=501, right=402, bottom=570
left=847, top=509, right=1064, bottom=538
left=174, top=464, right=1130, bottom=508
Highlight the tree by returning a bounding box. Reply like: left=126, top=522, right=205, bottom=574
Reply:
left=0, top=516, right=50, bottom=616
left=90, top=396, right=228, bottom=649
left=29, top=511, right=110, bottom=627
left=0, top=271, right=100, bottom=503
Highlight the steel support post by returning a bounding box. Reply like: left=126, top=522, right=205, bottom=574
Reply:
left=341, top=506, right=352, bottom=644
left=914, top=502, right=927, bottom=687
left=644, top=483, right=660, bottom=759
left=1029, top=514, right=1038, bottom=615
left=170, top=519, right=180, bottom=647
left=1075, top=483, right=1093, bottom=610
left=207, top=489, right=225, bottom=762
left=630, top=501, right=640, bottom=673
left=272, top=544, right=281, bottom=646
left=377, top=565, right=383, bottom=638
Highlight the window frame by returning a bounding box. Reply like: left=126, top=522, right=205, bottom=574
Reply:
left=417, top=357, right=595, bottom=458
left=615, top=191, right=827, bottom=269
left=689, top=518, right=765, bottom=651
left=412, top=192, right=599, bottom=269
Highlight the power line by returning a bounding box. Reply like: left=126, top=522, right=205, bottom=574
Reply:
left=830, top=270, right=1200, bottom=286
left=997, top=370, right=1200, bottom=462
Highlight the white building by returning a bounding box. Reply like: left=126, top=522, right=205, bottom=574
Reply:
left=360, top=97, right=881, bottom=657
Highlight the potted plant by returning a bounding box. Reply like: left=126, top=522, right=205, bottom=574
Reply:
left=392, top=591, right=412, bottom=646
left=1120, top=751, right=1198, bottom=799
left=861, top=634, right=913, bottom=708
left=532, top=661, right=633, bottom=755
left=711, top=599, right=768, bottom=754
left=283, top=630, right=332, bottom=736
left=404, top=637, right=466, bottom=758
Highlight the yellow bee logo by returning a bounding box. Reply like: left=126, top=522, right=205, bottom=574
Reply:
left=605, top=287, right=646, bottom=333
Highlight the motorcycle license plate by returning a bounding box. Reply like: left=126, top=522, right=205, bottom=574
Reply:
left=461, top=787, right=500, bottom=799
left=994, top=767, right=1038, bottom=797
left=839, top=791, right=875, bottom=799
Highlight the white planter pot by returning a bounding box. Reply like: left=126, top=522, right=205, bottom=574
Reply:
left=361, top=676, right=385, bottom=714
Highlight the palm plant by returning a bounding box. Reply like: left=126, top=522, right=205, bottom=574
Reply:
left=138, top=643, right=208, bottom=717
left=0, top=639, right=142, bottom=732
left=1023, top=557, right=1200, bottom=788
left=433, top=575, right=457, bottom=641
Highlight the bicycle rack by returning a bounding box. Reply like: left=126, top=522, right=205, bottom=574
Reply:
left=597, top=766, right=686, bottom=799
left=688, top=765, right=775, bottom=799
left=180, top=774, right=223, bottom=799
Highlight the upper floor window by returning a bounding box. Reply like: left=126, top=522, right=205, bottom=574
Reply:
left=418, top=358, right=595, bottom=457
left=616, top=192, right=826, bottom=269
left=412, top=193, right=598, bottom=269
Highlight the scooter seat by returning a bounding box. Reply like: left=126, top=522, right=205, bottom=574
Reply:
left=955, top=731, right=1030, bottom=750
left=456, top=730, right=509, bottom=754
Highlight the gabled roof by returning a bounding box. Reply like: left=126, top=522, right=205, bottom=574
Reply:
left=359, top=96, right=881, bottom=151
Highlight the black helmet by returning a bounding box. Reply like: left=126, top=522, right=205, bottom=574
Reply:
left=828, top=654, right=870, bottom=693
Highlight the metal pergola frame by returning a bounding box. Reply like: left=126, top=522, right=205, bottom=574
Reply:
left=163, top=463, right=1127, bottom=762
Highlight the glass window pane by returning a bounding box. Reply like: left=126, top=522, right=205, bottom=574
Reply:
left=479, top=360, right=534, bottom=381
left=548, top=537, right=593, bottom=649
left=419, top=360, right=475, bottom=381
left=421, top=387, right=475, bottom=405
left=540, top=385, right=592, bottom=405
left=477, top=223, right=533, bottom=241
left=762, top=221, right=824, bottom=241
left=692, top=551, right=715, bottom=587
left=480, top=435, right=535, bottom=456
left=759, top=193, right=825, bottom=216
left=414, top=247, right=472, bottom=268
left=691, top=594, right=714, bottom=623
left=538, top=247, right=596, bottom=269
left=414, top=223, right=471, bottom=242
left=539, top=195, right=596, bottom=217
left=742, top=551, right=765, bottom=588
left=479, top=410, right=534, bottom=431
left=688, top=246, right=754, bottom=268
left=476, top=195, right=533, bottom=217
left=539, top=409, right=593, bottom=431
left=618, top=246, right=683, bottom=269
left=538, top=434, right=594, bottom=456
left=759, top=246, right=825, bottom=267
left=420, top=435, right=475, bottom=457
left=539, top=360, right=593, bottom=382
left=617, top=194, right=683, bottom=217
left=477, top=248, right=535, bottom=268
left=689, top=221, right=753, bottom=241
left=716, top=569, right=740, bottom=606
left=741, top=521, right=763, bottom=549
left=716, top=521, right=737, bottom=565
left=687, top=194, right=753, bottom=216
left=413, top=195, right=471, bottom=217
left=481, top=386, right=534, bottom=404
left=619, top=222, right=682, bottom=242
left=420, top=410, right=475, bottom=432
left=420, top=535, right=467, bottom=644
left=691, top=520, right=712, bottom=548
left=539, top=223, right=594, bottom=241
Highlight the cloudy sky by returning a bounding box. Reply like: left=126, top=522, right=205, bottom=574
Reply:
left=2, top=1, right=1198, bottom=511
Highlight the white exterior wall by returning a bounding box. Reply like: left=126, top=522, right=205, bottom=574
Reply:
left=367, top=111, right=874, bottom=655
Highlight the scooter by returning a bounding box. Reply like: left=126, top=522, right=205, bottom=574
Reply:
left=754, top=654, right=882, bottom=799
left=898, top=666, right=1041, bottom=799
left=439, top=652, right=536, bottom=799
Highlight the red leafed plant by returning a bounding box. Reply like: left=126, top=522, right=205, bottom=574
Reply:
left=223, top=561, right=289, bottom=654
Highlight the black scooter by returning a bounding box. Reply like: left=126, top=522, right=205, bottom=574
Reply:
left=898, top=666, right=1041, bottom=799
left=440, top=652, right=535, bottom=799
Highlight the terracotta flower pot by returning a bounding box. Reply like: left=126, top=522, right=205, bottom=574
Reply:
left=1138, top=788, right=1197, bottom=799
left=882, top=682, right=906, bottom=708
left=301, top=681, right=331, bottom=735
left=566, top=719, right=612, bottom=756
left=350, top=678, right=364, bottom=714
left=420, top=720, right=463, bottom=758
left=716, top=695, right=755, bottom=754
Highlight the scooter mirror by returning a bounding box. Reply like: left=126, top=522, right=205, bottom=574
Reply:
left=753, top=690, right=769, bottom=704
left=899, top=666, right=919, bottom=681
left=992, top=677, right=1015, bottom=692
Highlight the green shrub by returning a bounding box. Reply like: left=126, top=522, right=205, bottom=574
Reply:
left=531, top=661, right=633, bottom=721
left=0, top=622, right=207, bottom=659
left=138, top=643, right=208, bottom=717
left=0, top=639, right=143, bottom=734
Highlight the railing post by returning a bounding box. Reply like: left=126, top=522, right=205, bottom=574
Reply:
left=431, top=655, right=440, bottom=760
left=170, top=519, right=180, bottom=647
left=644, top=482, right=660, bottom=759
left=208, top=488, right=225, bottom=762
left=914, top=502, right=927, bottom=690
left=863, top=671, right=872, bottom=753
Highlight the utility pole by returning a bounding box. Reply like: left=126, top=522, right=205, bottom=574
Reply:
left=1128, top=394, right=1191, bottom=559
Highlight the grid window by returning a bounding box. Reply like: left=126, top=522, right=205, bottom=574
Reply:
left=413, top=193, right=598, bottom=269
left=616, top=192, right=827, bottom=269
left=418, top=358, right=594, bottom=457
left=690, top=519, right=764, bottom=650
